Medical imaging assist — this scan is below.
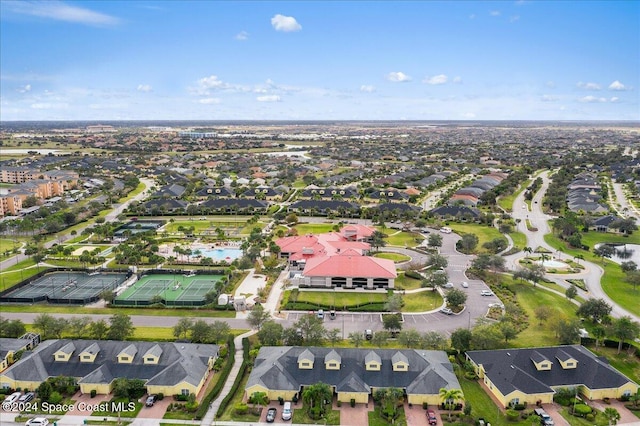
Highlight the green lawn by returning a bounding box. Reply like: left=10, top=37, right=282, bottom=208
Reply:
left=497, top=179, right=530, bottom=212
left=402, top=290, right=442, bottom=312
left=373, top=252, right=411, bottom=263
left=394, top=273, right=424, bottom=290
left=508, top=232, right=527, bottom=250
left=284, top=290, right=388, bottom=309
left=544, top=233, right=640, bottom=317
left=163, top=217, right=264, bottom=235
left=447, top=223, right=507, bottom=254
left=292, top=403, right=341, bottom=425
left=9, top=305, right=236, bottom=318
left=0, top=259, right=39, bottom=291
left=293, top=223, right=338, bottom=234
left=509, top=281, right=580, bottom=348
left=379, top=229, right=423, bottom=248
left=368, top=406, right=406, bottom=426
left=589, top=346, right=640, bottom=383
left=455, top=377, right=532, bottom=426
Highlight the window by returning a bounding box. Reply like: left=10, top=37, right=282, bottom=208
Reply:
left=121, top=356, right=128, bottom=361
left=566, top=362, right=574, bottom=367
left=146, top=357, right=154, bottom=362
left=83, top=355, right=91, bottom=360
left=57, top=354, right=65, bottom=359
left=181, top=389, right=189, bottom=396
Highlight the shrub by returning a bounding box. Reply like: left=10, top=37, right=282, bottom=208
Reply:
left=423, top=402, right=429, bottom=410
left=234, top=403, right=248, bottom=415
left=48, top=391, right=63, bottom=405
left=585, top=413, right=595, bottom=422
left=505, top=409, right=520, bottom=421
left=157, top=393, right=164, bottom=401
left=350, top=398, right=355, bottom=407
left=572, top=404, right=592, bottom=417
left=90, top=389, right=97, bottom=398
left=336, top=400, right=341, bottom=407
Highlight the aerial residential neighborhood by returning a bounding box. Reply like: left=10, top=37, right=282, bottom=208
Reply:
left=1, top=1, right=639, bottom=426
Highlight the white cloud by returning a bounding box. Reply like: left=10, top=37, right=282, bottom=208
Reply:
left=257, top=95, right=281, bottom=102
left=360, top=85, right=375, bottom=93
left=546, top=81, right=556, bottom=88
left=541, top=95, right=559, bottom=102
left=490, top=10, right=501, bottom=16
left=386, top=72, right=412, bottom=82
left=452, top=76, right=462, bottom=84
left=18, top=84, right=32, bottom=93
left=577, top=81, right=601, bottom=90
left=137, top=84, right=152, bottom=92
left=271, top=14, right=302, bottom=32
left=608, top=80, right=626, bottom=91
left=235, top=31, right=249, bottom=41
left=423, top=74, right=448, bottom=85
left=199, top=98, right=221, bottom=104
left=31, top=102, right=68, bottom=109
left=199, top=75, right=226, bottom=89
left=510, top=15, right=520, bottom=23
left=610, top=97, right=619, bottom=102
left=579, top=95, right=607, bottom=103
left=4, top=0, right=120, bottom=26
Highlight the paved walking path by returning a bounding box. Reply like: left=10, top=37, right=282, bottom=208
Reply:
left=201, top=329, right=256, bottom=426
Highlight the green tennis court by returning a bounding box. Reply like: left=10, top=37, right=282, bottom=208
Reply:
left=114, top=273, right=223, bottom=306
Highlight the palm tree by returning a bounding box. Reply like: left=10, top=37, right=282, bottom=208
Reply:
left=439, top=388, right=464, bottom=421
left=604, top=407, right=620, bottom=425
left=523, top=246, right=533, bottom=258
left=302, top=382, right=332, bottom=420
left=373, top=387, right=404, bottom=421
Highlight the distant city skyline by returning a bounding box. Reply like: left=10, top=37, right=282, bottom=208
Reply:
left=1, top=0, right=638, bottom=121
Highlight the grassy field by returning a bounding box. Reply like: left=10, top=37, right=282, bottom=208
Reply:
left=544, top=233, right=640, bottom=317
left=447, top=223, right=507, bottom=253
left=509, top=281, right=580, bottom=348
left=163, top=217, right=264, bottom=235
left=8, top=304, right=236, bottom=317
left=373, top=252, right=411, bottom=262
left=293, top=404, right=341, bottom=425
left=497, top=179, right=530, bottom=212
left=284, top=290, right=388, bottom=309
left=293, top=223, right=338, bottom=234
left=368, top=407, right=406, bottom=426
left=508, top=231, right=527, bottom=250
left=394, top=273, right=424, bottom=290
left=0, top=259, right=39, bottom=291
left=456, top=376, right=532, bottom=426
left=402, top=289, right=442, bottom=312
left=379, top=229, right=423, bottom=248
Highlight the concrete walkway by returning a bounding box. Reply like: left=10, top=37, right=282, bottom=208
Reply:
left=200, top=329, right=256, bottom=426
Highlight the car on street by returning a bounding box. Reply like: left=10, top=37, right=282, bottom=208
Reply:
left=329, top=310, right=336, bottom=320
left=480, top=290, right=493, bottom=296
left=427, top=409, right=438, bottom=425
left=443, top=282, right=454, bottom=289
left=145, top=395, right=157, bottom=407
left=461, top=281, right=469, bottom=288
left=317, top=309, right=324, bottom=320
left=25, top=418, right=49, bottom=426
left=266, top=407, right=277, bottom=423
left=440, top=307, right=453, bottom=315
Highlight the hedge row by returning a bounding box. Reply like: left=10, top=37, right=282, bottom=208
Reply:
left=215, top=337, right=249, bottom=418
left=194, top=336, right=235, bottom=420
left=283, top=301, right=387, bottom=312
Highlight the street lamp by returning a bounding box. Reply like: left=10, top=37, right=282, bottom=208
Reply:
left=468, top=310, right=471, bottom=330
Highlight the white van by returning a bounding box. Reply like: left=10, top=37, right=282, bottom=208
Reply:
left=282, top=401, right=292, bottom=421
left=440, top=227, right=452, bottom=234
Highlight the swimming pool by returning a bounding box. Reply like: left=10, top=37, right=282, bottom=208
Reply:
left=196, top=248, right=243, bottom=262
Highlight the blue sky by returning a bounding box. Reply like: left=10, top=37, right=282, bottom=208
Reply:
left=1, top=0, right=638, bottom=121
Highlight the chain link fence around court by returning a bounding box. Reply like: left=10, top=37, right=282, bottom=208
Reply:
left=0, top=269, right=130, bottom=304
left=112, top=271, right=227, bottom=307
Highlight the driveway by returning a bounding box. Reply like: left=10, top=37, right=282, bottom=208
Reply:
left=136, top=394, right=171, bottom=419
left=335, top=399, right=373, bottom=426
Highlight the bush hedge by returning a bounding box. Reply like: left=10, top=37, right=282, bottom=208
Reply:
left=216, top=337, right=249, bottom=418
left=194, top=335, right=235, bottom=420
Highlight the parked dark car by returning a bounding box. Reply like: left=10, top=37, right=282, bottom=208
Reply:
left=266, top=407, right=277, bottom=423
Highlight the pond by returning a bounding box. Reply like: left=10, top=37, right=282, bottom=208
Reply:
left=596, top=243, right=640, bottom=265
